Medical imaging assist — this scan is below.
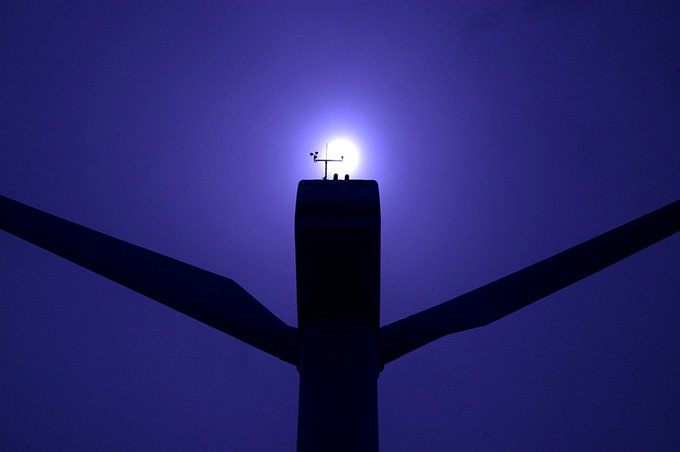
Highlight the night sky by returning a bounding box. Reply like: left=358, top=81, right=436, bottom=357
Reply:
left=2, top=2, right=680, bottom=451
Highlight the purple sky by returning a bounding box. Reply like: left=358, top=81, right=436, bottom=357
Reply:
left=2, top=1, right=679, bottom=451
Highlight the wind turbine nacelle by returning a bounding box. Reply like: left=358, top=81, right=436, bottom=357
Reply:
left=295, top=179, right=380, bottom=331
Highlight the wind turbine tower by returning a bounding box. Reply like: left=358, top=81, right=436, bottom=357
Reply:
left=1, top=166, right=679, bottom=451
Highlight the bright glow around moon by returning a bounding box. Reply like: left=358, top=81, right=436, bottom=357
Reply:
left=326, top=139, right=359, bottom=177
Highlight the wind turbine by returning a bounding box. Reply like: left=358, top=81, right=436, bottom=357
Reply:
left=1, top=154, right=679, bottom=451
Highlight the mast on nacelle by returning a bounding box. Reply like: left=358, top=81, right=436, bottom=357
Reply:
left=310, top=142, right=343, bottom=180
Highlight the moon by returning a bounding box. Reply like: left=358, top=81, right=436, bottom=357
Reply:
left=326, top=139, right=359, bottom=178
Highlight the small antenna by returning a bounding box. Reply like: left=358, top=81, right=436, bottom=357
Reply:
left=310, top=142, right=343, bottom=180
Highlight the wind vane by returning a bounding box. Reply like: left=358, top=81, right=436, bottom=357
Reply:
left=310, top=142, right=343, bottom=180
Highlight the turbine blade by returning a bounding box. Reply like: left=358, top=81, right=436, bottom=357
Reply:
left=0, top=195, right=298, bottom=366
left=380, top=199, right=680, bottom=366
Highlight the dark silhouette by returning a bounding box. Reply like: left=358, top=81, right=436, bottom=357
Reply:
left=1, top=184, right=679, bottom=452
